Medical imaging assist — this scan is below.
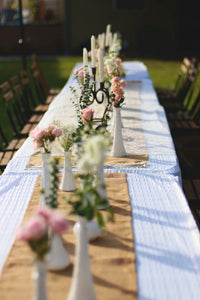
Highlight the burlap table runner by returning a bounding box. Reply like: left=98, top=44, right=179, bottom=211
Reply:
left=26, top=154, right=148, bottom=169
left=0, top=173, right=137, bottom=300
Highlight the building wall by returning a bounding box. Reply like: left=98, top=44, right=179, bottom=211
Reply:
left=67, top=0, right=176, bottom=58
left=0, top=0, right=177, bottom=58
left=0, top=23, right=65, bottom=55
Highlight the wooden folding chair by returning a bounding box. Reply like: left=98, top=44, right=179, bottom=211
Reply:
left=19, top=70, right=49, bottom=115
left=155, top=57, right=197, bottom=101
left=0, top=126, right=26, bottom=172
left=0, top=80, right=37, bottom=138
left=167, top=87, right=200, bottom=136
left=31, top=53, right=60, bottom=97
left=161, top=69, right=198, bottom=113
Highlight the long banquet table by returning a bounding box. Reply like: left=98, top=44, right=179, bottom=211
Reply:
left=0, top=61, right=200, bottom=300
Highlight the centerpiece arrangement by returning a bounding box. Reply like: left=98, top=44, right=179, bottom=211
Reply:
left=29, top=124, right=63, bottom=200
left=16, top=207, right=69, bottom=300
left=59, top=125, right=76, bottom=191
left=71, top=24, right=127, bottom=157
left=66, top=131, right=113, bottom=300
left=26, top=24, right=127, bottom=300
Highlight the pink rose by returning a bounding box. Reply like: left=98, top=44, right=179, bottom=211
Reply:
left=46, top=124, right=62, bottom=138
left=16, top=215, right=47, bottom=242
left=111, top=76, right=120, bottom=84
left=30, top=127, right=44, bottom=140
left=48, top=211, right=69, bottom=234
left=33, top=139, right=43, bottom=151
left=36, top=207, right=53, bottom=222
left=75, top=66, right=84, bottom=79
left=120, top=79, right=126, bottom=88
left=82, top=107, right=94, bottom=124
left=52, top=126, right=62, bottom=137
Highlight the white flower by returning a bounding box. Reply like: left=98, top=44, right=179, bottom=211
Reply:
left=109, top=40, right=122, bottom=55
left=84, top=135, right=107, bottom=165
left=77, top=156, right=94, bottom=175
left=105, top=58, right=115, bottom=73
left=77, top=134, right=110, bottom=174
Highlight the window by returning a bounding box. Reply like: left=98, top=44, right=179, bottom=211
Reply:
left=114, top=0, right=146, bottom=10
left=0, top=0, right=64, bottom=25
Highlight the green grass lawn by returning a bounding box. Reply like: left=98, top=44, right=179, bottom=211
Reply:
left=0, top=56, right=199, bottom=142
left=0, top=56, right=182, bottom=91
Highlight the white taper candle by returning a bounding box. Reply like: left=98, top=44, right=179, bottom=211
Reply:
left=101, top=33, right=105, bottom=50
left=91, top=35, right=96, bottom=68
left=83, top=48, right=88, bottom=67
left=98, top=49, right=104, bottom=82
left=105, top=24, right=111, bottom=47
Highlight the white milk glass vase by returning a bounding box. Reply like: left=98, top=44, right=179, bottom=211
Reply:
left=32, top=260, right=47, bottom=300
left=111, top=107, right=123, bottom=132
left=41, top=153, right=51, bottom=203
left=111, top=106, right=126, bottom=157
left=60, top=151, right=76, bottom=191
left=73, top=219, right=101, bottom=241
left=47, top=233, right=70, bottom=271
left=67, top=216, right=97, bottom=300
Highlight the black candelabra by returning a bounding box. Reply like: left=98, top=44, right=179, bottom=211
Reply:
left=89, top=66, right=112, bottom=125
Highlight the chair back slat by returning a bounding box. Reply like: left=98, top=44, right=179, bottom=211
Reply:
left=0, top=82, right=10, bottom=93
left=10, top=75, right=19, bottom=85
left=13, top=84, right=22, bottom=94
left=3, top=90, right=14, bottom=103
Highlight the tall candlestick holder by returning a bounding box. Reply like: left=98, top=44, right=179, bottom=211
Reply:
left=90, top=66, right=112, bottom=126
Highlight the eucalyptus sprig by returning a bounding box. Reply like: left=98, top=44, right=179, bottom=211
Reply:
left=45, top=158, right=60, bottom=208
left=66, top=174, right=114, bottom=228
left=70, top=69, right=93, bottom=127
left=80, top=71, right=93, bottom=109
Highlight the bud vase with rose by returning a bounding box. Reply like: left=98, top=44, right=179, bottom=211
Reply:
left=110, top=76, right=127, bottom=157
left=59, top=125, right=76, bottom=192
left=16, top=207, right=69, bottom=300
left=29, top=124, right=63, bottom=201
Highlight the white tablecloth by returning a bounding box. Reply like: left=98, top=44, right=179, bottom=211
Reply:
left=1, top=61, right=200, bottom=299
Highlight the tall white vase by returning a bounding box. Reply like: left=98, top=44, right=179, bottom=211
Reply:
left=67, top=217, right=97, bottom=300
left=111, top=108, right=123, bottom=132
left=60, top=151, right=76, bottom=191
left=73, top=219, right=101, bottom=241
left=41, top=153, right=51, bottom=202
left=111, top=107, right=126, bottom=157
left=32, top=260, right=47, bottom=300
left=47, top=233, right=70, bottom=271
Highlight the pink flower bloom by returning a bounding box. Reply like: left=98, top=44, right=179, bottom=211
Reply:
left=49, top=211, right=69, bottom=234
left=30, top=127, right=44, bottom=140
left=120, top=79, right=126, bottom=88
left=82, top=107, right=94, bottom=124
left=36, top=207, right=53, bottom=222
left=116, top=57, right=122, bottom=67
left=111, top=76, right=126, bottom=107
left=16, top=215, right=47, bottom=242
left=111, top=76, right=120, bottom=84
left=75, top=66, right=84, bottom=79
left=33, top=140, right=43, bottom=151
left=52, top=126, right=62, bottom=137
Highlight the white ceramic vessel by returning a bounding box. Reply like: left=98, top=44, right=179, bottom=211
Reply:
left=67, top=217, right=97, bottom=300
left=60, top=151, right=76, bottom=191
left=47, top=233, right=70, bottom=271
left=111, top=107, right=126, bottom=157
